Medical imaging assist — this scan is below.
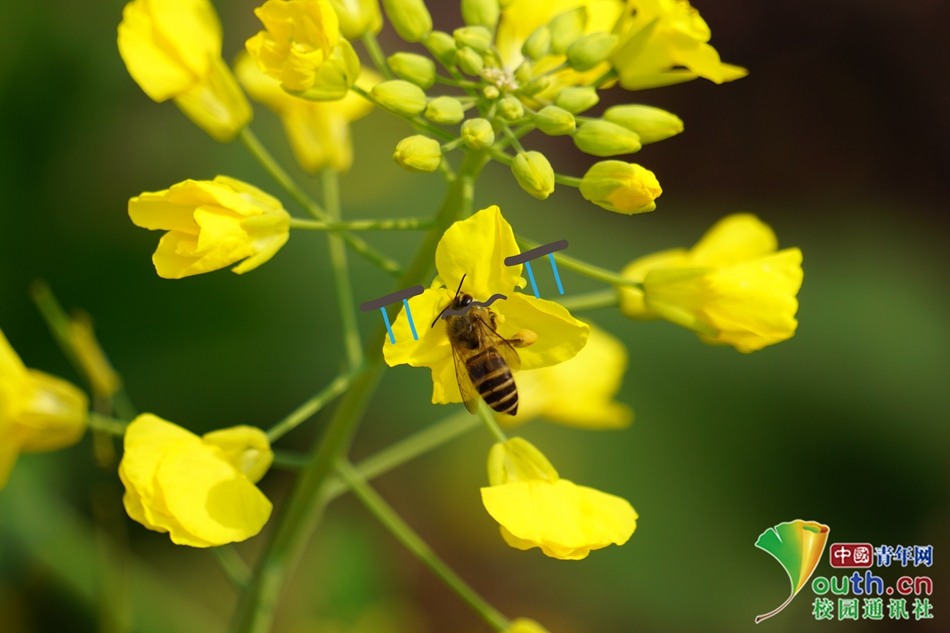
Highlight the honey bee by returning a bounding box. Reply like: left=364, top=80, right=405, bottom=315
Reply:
left=432, top=275, right=535, bottom=415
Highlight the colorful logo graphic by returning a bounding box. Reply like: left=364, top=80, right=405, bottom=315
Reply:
left=754, top=519, right=830, bottom=623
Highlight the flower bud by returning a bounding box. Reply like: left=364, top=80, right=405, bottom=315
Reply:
left=454, top=26, right=493, bottom=53
left=522, top=25, right=551, bottom=60
left=381, top=0, right=432, bottom=43
left=534, top=105, right=575, bottom=136
left=425, top=96, right=465, bottom=124
left=574, top=120, right=642, bottom=157
left=498, top=95, right=524, bottom=121
left=457, top=46, right=484, bottom=75
left=517, top=75, right=550, bottom=97
left=554, top=86, right=599, bottom=114
left=604, top=105, right=684, bottom=144
left=371, top=79, right=427, bottom=117
left=579, top=160, right=661, bottom=214
left=511, top=151, right=555, bottom=200
left=387, top=52, right=436, bottom=89
left=566, top=32, right=618, bottom=72
left=549, top=7, right=587, bottom=55
left=393, top=135, right=443, bottom=172
left=328, top=0, right=383, bottom=40
left=461, top=118, right=495, bottom=149
left=461, top=0, right=500, bottom=29
left=483, top=85, right=500, bottom=100
left=424, top=31, right=458, bottom=66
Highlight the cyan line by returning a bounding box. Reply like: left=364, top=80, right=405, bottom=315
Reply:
left=524, top=260, right=540, bottom=298
left=403, top=298, right=418, bottom=341
left=548, top=253, right=564, bottom=295
left=380, top=307, right=395, bottom=344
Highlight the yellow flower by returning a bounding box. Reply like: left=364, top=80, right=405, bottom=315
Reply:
left=128, top=176, right=291, bottom=279
left=246, top=0, right=361, bottom=100
left=495, top=0, right=625, bottom=101
left=620, top=214, right=803, bottom=352
left=504, top=323, right=631, bottom=429
left=481, top=437, right=637, bottom=560
left=235, top=53, right=377, bottom=174
left=117, top=0, right=252, bottom=142
left=69, top=313, right=122, bottom=398
left=505, top=619, right=551, bottom=633
left=383, top=206, right=590, bottom=407
left=0, top=329, right=88, bottom=490
left=610, top=0, right=748, bottom=90
left=119, top=414, right=273, bottom=547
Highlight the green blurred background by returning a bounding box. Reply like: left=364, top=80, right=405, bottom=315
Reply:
left=1, top=1, right=947, bottom=632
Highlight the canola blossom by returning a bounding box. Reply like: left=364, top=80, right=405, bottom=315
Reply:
left=128, top=176, right=291, bottom=279
left=504, top=323, right=632, bottom=429
left=382, top=206, right=590, bottom=406
left=117, top=0, right=252, bottom=141
left=620, top=213, right=803, bottom=352
left=119, top=414, right=274, bottom=547
left=0, top=329, right=88, bottom=490
left=481, top=438, right=638, bottom=560
left=236, top=53, right=379, bottom=174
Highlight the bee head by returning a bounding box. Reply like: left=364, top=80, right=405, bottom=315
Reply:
left=431, top=274, right=469, bottom=328
left=457, top=294, right=473, bottom=309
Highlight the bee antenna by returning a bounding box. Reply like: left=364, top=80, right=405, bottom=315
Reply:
left=431, top=274, right=467, bottom=328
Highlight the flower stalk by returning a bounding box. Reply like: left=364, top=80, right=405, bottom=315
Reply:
left=322, top=168, right=363, bottom=370
left=289, top=218, right=434, bottom=231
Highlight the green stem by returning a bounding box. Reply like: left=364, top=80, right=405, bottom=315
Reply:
left=230, top=151, right=489, bottom=633
left=477, top=401, right=507, bottom=443
left=516, top=235, right=644, bottom=290
left=591, top=67, right=618, bottom=88
left=361, top=33, right=393, bottom=80
left=553, top=173, right=582, bottom=187
left=335, top=460, right=510, bottom=631
left=266, top=372, right=354, bottom=443
left=238, top=128, right=402, bottom=276
left=488, top=149, right=513, bottom=167
left=211, top=546, right=252, bottom=590
left=434, top=75, right=482, bottom=89
left=289, top=218, right=434, bottom=231
left=323, top=169, right=363, bottom=370
left=500, top=125, right=526, bottom=154
left=556, top=288, right=621, bottom=312
left=349, top=86, right=455, bottom=142
left=87, top=413, right=128, bottom=436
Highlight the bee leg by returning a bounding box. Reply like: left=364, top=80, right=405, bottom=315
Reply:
left=508, top=328, right=537, bottom=348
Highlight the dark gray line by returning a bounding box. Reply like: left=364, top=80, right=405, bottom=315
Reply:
left=440, top=294, right=508, bottom=319
left=504, top=239, right=569, bottom=266
left=360, top=285, right=425, bottom=312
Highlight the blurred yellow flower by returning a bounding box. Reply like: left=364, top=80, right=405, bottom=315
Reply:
left=236, top=53, right=378, bottom=174
left=481, top=437, right=637, bottom=560
left=119, top=414, right=274, bottom=547
left=117, top=0, right=252, bottom=141
left=505, top=619, right=551, bottom=633
left=383, top=206, right=589, bottom=406
left=504, top=323, right=632, bottom=429
left=128, top=176, right=291, bottom=279
left=69, top=312, right=122, bottom=398
left=0, top=329, right=88, bottom=490
left=620, top=213, right=803, bottom=352
left=611, top=0, right=748, bottom=90
left=246, top=0, right=361, bottom=100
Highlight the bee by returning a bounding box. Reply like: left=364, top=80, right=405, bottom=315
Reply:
left=432, top=275, right=536, bottom=415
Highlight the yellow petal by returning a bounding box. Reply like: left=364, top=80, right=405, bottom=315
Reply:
left=128, top=192, right=201, bottom=234
left=148, top=0, right=222, bottom=75
left=156, top=444, right=272, bottom=546
left=152, top=231, right=203, bottom=279
left=0, top=328, right=28, bottom=383
left=121, top=414, right=203, bottom=506
left=619, top=248, right=688, bottom=319
left=17, top=370, right=88, bottom=453
left=688, top=213, right=778, bottom=267
left=495, top=293, right=589, bottom=370
left=172, top=58, right=253, bottom=143
left=202, top=425, right=274, bottom=483
left=434, top=206, right=525, bottom=302
left=481, top=478, right=637, bottom=560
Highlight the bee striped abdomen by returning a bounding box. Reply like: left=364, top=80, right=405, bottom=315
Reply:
left=466, top=347, right=518, bottom=415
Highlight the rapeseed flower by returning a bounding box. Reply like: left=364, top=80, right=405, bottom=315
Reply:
left=611, top=0, right=748, bottom=90
left=117, top=0, right=253, bottom=141
left=481, top=437, right=637, bottom=560
left=236, top=53, right=378, bottom=174
left=502, top=323, right=632, bottom=429
left=620, top=213, right=803, bottom=352
left=119, top=414, right=273, bottom=547
left=128, top=176, right=291, bottom=279
left=579, top=160, right=661, bottom=214
left=246, top=0, right=361, bottom=100
left=0, top=329, right=87, bottom=490
left=383, top=206, right=589, bottom=407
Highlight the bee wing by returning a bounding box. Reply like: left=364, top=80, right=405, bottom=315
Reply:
left=451, top=345, right=481, bottom=415
left=473, top=315, right=522, bottom=373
